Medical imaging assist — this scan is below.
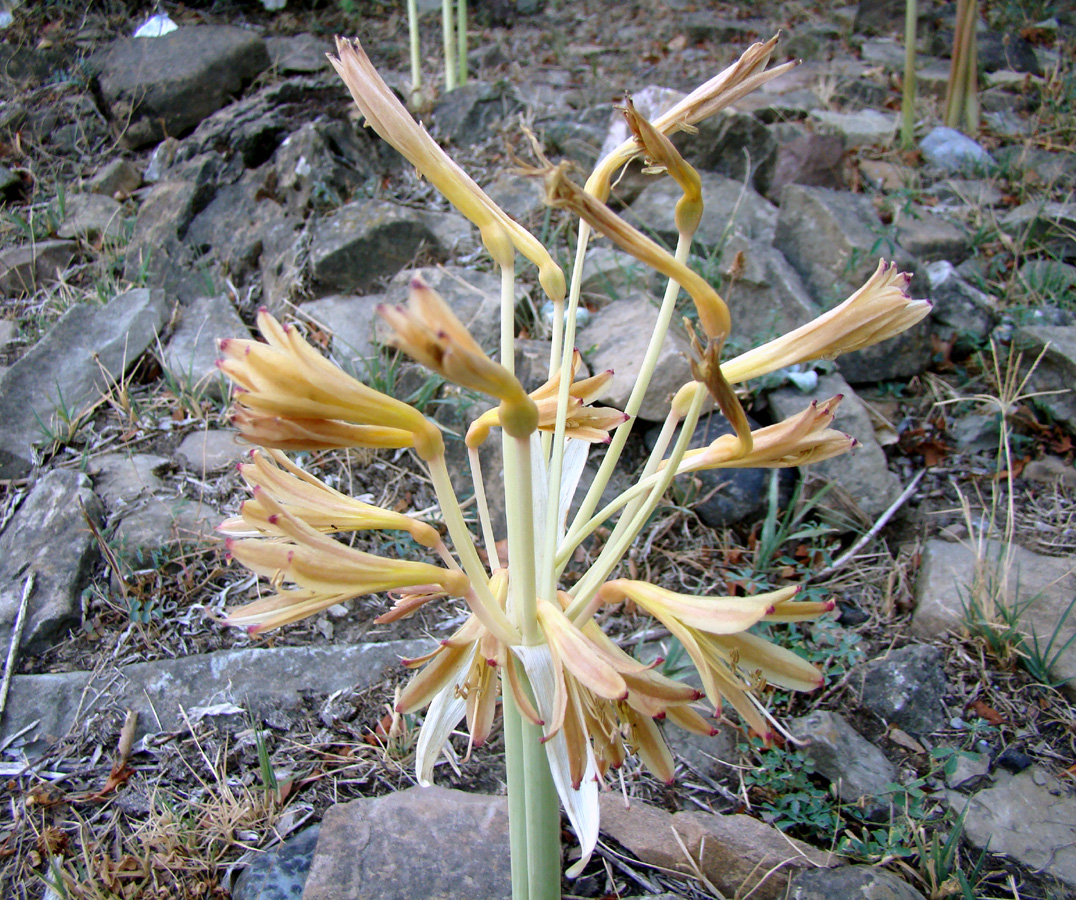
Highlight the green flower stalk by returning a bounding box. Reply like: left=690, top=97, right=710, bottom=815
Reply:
left=217, top=35, right=931, bottom=900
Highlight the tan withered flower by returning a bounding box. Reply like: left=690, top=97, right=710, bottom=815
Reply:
left=218, top=309, right=444, bottom=460
left=721, top=260, right=931, bottom=385
left=673, top=395, right=855, bottom=472
left=219, top=448, right=441, bottom=548
left=538, top=162, right=731, bottom=342
left=329, top=37, right=566, bottom=303
left=223, top=492, right=469, bottom=634
left=466, top=351, right=628, bottom=447
left=379, top=277, right=539, bottom=438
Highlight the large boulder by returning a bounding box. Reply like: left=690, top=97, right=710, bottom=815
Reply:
left=89, top=26, right=271, bottom=148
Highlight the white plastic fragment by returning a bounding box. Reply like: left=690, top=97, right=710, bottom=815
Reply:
left=133, top=13, right=178, bottom=38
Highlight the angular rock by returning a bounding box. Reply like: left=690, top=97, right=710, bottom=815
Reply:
left=855, top=0, right=905, bottom=34
left=0, top=288, right=169, bottom=478
left=683, top=111, right=777, bottom=195
left=86, top=158, right=142, bottom=198
left=920, top=126, right=994, bottom=174
left=109, top=495, right=219, bottom=567
left=665, top=723, right=737, bottom=777
left=89, top=26, right=271, bottom=148
left=580, top=296, right=696, bottom=422
left=1, top=639, right=429, bottom=745
left=978, top=31, right=1041, bottom=75
left=681, top=14, right=770, bottom=43
left=791, top=710, right=898, bottom=804
left=1018, top=259, right=1076, bottom=299
left=599, top=85, right=684, bottom=163
left=88, top=452, right=170, bottom=509
left=859, top=644, right=949, bottom=734
left=929, top=178, right=1004, bottom=208
left=767, top=132, right=846, bottom=200
left=773, top=184, right=887, bottom=306
left=265, top=33, right=332, bottom=74
left=1012, top=325, right=1076, bottom=431
left=894, top=207, right=969, bottom=263
left=57, top=193, right=127, bottom=242
left=232, top=825, right=320, bottom=900
left=954, top=768, right=1076, bottom=889
left=719, top=235, right=822, bottom=343
left=925, top=261, right=998, bottom=346
left=482, top=171, right=546, bottom=223
left=791, top=865, right=926, bottom=900
left=808, top=108, right=897, bottom=148
left=432, top=80, right=523, bottom=145
left=299, top=294, right=386, bottom=375
left=304, top=788, right=511, bottom=900
left=768, top=373, right=901, bottom=522
left=599, top=795, right=835, bottom=900
left=859, top=38, right=906, bottom=69
left=628, top=170, right=778, bottom=250
left=309, top=200, right=464, bottom=294
left=913, top=539, right=1076, bottom=692
left=836, top=317, right=933, bottom=383
left=176, top=430, right=247, bottom=475
left=161, top=294, right=247, bottom=400
left=0, top=470, right=103, bottom=659
left=0, top=239, right=78, bottom=295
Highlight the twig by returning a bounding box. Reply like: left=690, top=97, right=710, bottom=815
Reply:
left=0, top=572, right=34, bottom=721
left=808, top=469, right=926, bottom=583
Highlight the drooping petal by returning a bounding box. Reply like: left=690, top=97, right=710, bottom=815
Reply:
left=414, top=648, right=473, bottom=786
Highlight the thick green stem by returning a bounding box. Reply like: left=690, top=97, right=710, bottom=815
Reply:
left=457, top=0, right=468, bottom=85
left=522, top=715, right=561, bottom=900
left=504, top=434, right=539, bottom=642
left=407, top=0, right=422, bottom=103
left=901, top=0, right=917, bottom=150
left=441, top=0, right=456, bottom=91
left=562, top=231, right=694, bottom=577
left=503, top=678, right=530, bottom=900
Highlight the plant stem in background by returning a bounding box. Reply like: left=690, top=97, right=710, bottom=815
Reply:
left=442, top=0, right=457, bottom=91
left=407, top=0, right=422, bottom=105
left=944, top=0, right=980, bottom=133
left=457, top=0, right=468, bottom=85
left=901, top=0, right=917, bottom=149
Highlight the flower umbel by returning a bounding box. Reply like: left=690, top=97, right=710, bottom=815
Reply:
left=214, top=34, right=927, bottom=899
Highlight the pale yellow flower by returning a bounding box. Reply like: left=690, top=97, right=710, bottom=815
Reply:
left=218, top=308, right=444, bottom=460
left=721, top=261, right=931, bottom=385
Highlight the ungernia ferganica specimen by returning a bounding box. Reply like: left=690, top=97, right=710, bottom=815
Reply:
left=215, top=35, right=930, bottom=899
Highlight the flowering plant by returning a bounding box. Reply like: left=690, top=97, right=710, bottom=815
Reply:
left=216, top=35, right=929, bottom=899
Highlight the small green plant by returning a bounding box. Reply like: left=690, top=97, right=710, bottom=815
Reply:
left=740, top=740, right=842, bottom=836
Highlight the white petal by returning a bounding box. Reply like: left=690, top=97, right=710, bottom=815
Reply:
left=513, top=644, right=600, bottom=878
left=414, top=646, right=474, bottom=786
left=558, top=438, right=589, bottom=538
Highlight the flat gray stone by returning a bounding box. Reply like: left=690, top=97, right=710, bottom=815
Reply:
left=913, top=539, right=1076, bottom=694
left=578, top=247, right=650, bottom=307
left=85, top=158, right=142, bottom=198
left=859, top=644, right=949, bottom=734
left=161, top=294, right=247, bottom=400
left=57, top=193, right=127, bottom=242
left=895, top=207, right=969, bottom=263
left=109, top=495, right=219, bottom=566
left=791, top=865, right=926, bottom=899
left=929, top=178, right=1004, bottom=207
left=599, top=794, right=835, bottom=900
left=628, top=170, right=778, bottom=249
left=920, top=126, right=994, bottom=174
left=953, top=768, right=1076, bottom=889
left=1, top=639, right=428, bottom=745
left=0, top=470, right=103, bottom=658
left=303, top=788, right=511, bottom=900
left=481, top=171, right=546, bottom=223
left=88, top=452, right=170, bottom=508
left=0, top=239, right=78, bottom=295
left=768, top=373, right=901, bottom=522
left=0, top=319, right=17, bottom=347
left=299, top=294, right=385, bottom=376
left=580, top=295, right=695, bottom=422
left=89, top=25, right=271, bottom=148
left=0, top=288, right=169, bottom=478
left=176, top=429, right=247, bottom=475
left=1002, top=202, right=1076, bottom=259
left=1012, top=325, right=1076, bottom=432
left=432, top=80, right=523, bottom=145
left=925, top=261, right=998, bottom=345
left=808, top=108, right=897, bottom=148
left=309, top=200, right=468, bottom=294
left=265, top=33, right=332, bottom=74
left=791, top=710, right=897, bottom=805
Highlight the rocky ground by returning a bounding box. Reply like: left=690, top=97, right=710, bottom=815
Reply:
left=1, top=0, right=1076, bottom=898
